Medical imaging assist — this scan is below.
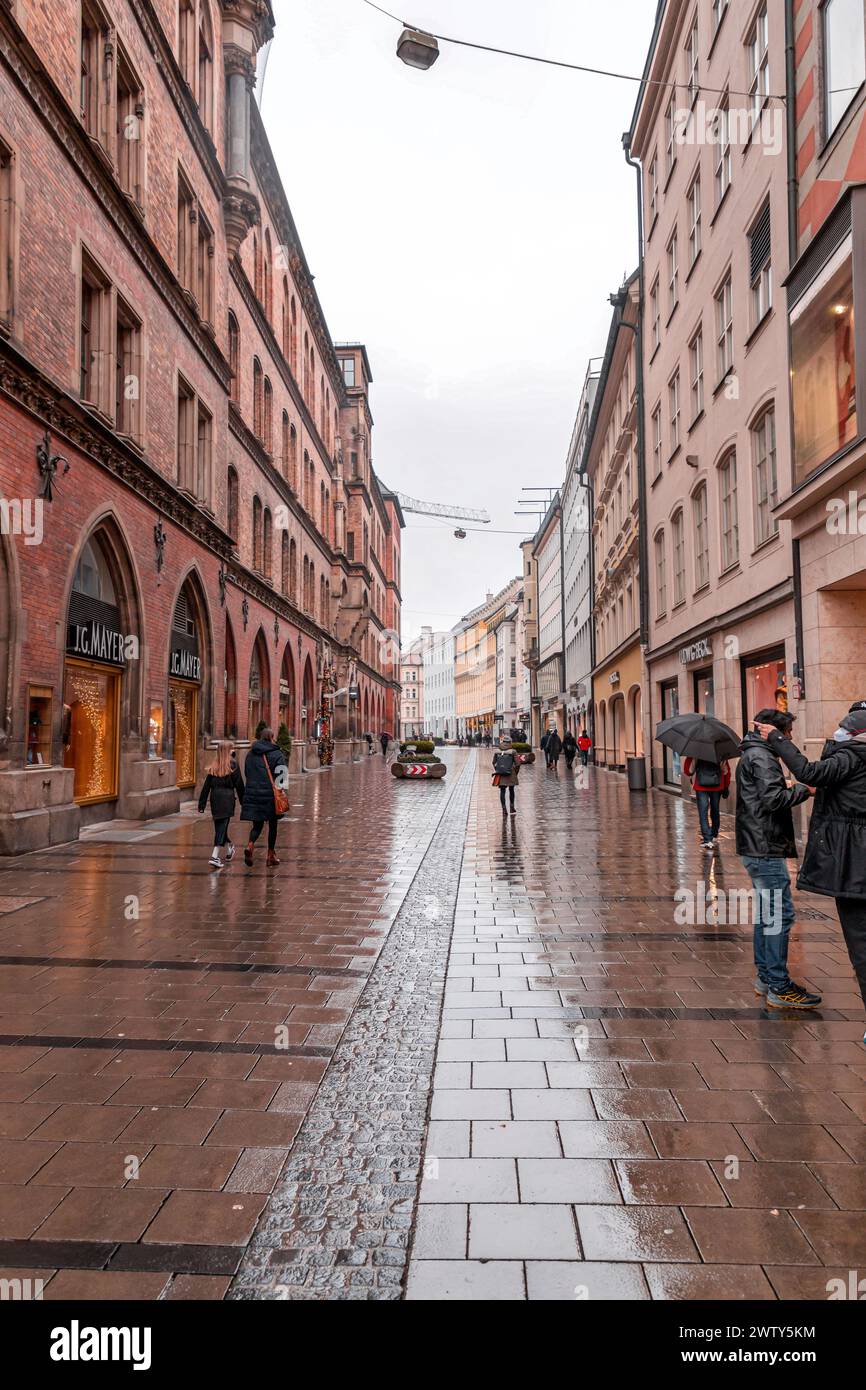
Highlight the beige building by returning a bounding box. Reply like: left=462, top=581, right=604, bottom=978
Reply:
left=630, top=0, right=796, bottom=787
left=399, top=636, right=425, bottom=738
left=455, top=580, right=521, bottom=738
left=587, top=272, right=646, bottom=773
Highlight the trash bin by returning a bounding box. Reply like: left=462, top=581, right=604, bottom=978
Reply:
left=627, top=755, right=647, bottom=791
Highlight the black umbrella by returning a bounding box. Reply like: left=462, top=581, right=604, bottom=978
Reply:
left=655, top=713, right=741, bottom=764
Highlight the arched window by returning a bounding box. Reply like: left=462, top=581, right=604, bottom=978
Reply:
left=308, top=562, right=315, bottom=614
left=672, top=508, right=685, bottom=607
left=289, top=423, right=298, bottom=491
left=303, top=450, right=311, bottom=511
left=227, top=465, right=239, bottom=541
left=654, top=530, right=667, bottom=617
left=228, top=312, right=240, bottom=404
left=302, top=555, right=309, bottom=611
left=752, top=406, right=778, bottom=545
left=263, top=376, right=273, bottom=453
left=320, top=575, right=326, bottom=627
left=263, top=230, right=273, bottom=322
left=692, top=482, right=709, bottom=590
left=325, top=488, right=331, bottom=544
left=303, top=332, right=309, bottom=397
left=325, top=579, right=331, bottom=630
left=252, top=495, right=262, bottom=571
left=290, top=296, right=298, bottom=375
left=263, top=507, right=273, bottom=580
left=320, top=376, right=325, bottom=437
left=325, top=388, right=331, bottom=447
left=197, top=0, right=214, bottom=131
left=281, top=411, right=289, bottom=477
left=289, top=538, right=297, bottom=602
left=281, top=279, right=289, bottom=359
left=309, top=347, right=316, bottom=415
left=252, top=357, right=263, bottom=439
left=281, top=532, right=289, bottom=595
left=320, top=480, right=326, bottom=533
left=718, top=449, right=739, bottom=571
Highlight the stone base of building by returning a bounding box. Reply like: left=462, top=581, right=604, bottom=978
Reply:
left=0, top=768, right=80, bottom=855
left=118, top=758, right=182, bottom=822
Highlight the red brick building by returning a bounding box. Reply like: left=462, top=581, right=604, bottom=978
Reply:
left=0, top=0, right=402, bottom=851
left=778, top=0, right=866, bottom=756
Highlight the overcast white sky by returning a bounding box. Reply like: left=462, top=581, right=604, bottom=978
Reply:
left=263, top=0, right=656, bottom=639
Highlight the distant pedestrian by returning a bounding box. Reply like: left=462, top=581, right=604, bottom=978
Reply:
left=563, top=730, right=577, bottom=770
left=365, top=731, right=374, bottom=755
left=241, top=727, right=288, bottom=868
left=735, top=709, right=819, bottom=1009
left=493, top=735, right=519, bottom=815
left=683, top=754, right=731, bottom=850
left=540, top=729, right=550, bottom=764
left=759, top=705, right=866, bottom=1036
left=197, top=740, right=244, bottom=869
left=577, top=729, right=592, bottom=766
left=546, top=729, right=562, bottom=770
left=380, top=731, right=389, bottom=756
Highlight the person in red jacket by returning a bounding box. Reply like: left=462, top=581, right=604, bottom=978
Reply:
left=577, top=730, right=592, bottom=767
left=683, top=755, right=731, bottom=850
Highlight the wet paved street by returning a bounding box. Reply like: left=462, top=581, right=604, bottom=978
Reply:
left=1, top=749, right=865, bottom=1299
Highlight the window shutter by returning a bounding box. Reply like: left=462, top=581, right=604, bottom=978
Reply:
left=750, top=202, right=771, bottom=282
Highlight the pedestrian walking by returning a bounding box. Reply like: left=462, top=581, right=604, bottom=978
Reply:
left=365, top=731, right=373, bottom=755
left=758, top=704, right=866, bottom=1037
left=683, top=754, right=731, bottom=850
left=540, top=729, right=550, bottom=766
left=735, top=709, right=820, bottom=1009
left=380, top=731, right=389, bottom=756
left=546, top=728, right=562, bottom=771
left=577, top=729, right=592, bottom=766
left=241, top=727, right=288, bottom=868
left=197, top=740, right=244, bottom=869
left=563, top=730, right=577, bottom=771
left=493, top=735, right=519, bottom=815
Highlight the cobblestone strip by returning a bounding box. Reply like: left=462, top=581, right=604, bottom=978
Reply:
left=228, top=753, right=475, bottom=1300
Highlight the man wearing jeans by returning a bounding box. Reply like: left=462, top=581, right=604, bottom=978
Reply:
left=735, top=709, right=820, bottom=1009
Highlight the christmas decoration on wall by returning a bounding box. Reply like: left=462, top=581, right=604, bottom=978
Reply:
left=317, top=661, right=336, bottom=767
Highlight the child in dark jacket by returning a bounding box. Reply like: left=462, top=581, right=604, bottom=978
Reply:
left=198, top=740, right=245, bottom=868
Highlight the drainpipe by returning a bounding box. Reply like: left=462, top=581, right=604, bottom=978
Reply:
left=622, top=133, right=649, bottom=653
left=784, top=0, right=806, bottom=702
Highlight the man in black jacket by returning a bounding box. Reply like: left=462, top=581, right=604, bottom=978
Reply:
left=735, top=709, right=820, bottom=1009
left=758, top=706, right=866, bottom=1033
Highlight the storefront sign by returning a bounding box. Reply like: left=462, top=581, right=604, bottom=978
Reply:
left=66, top=618, right=127, bottom=667
left=679, top=637, right=713, bottom=665
left=169, top=647, right=202, bottom=682
left=608, top=670, right=620, bottom=686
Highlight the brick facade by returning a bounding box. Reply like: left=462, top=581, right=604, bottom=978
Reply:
left=0, top=0, right=402, bottom=851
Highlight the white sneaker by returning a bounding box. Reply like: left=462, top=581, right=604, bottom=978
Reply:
left=225, top=843, right=236, bottom=861
left=209, top=853, right=223, bottom=869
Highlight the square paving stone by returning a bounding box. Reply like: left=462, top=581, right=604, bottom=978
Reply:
left=437, top=1040, right=506, bottom=1063
left=792, top=1210, right=866, bottom=1264
left=615, top=1159, right=726, bottom=1206
left=42, top=1270, right=171, bottom=1300
left=672, top=1090, right=769, bottom=1122
left=575, top=1204, right=699, bottom=1263
left=430, top=1090, right=511, bottom=1121
left=405, top=1259, right=525, bottom=1301
left=136, top=1144, right=242, bottom=1191
left=471, top=1062, right=548, bottom=1089
left=559, top=1121, right=654, bottom=1159
left=469, top=1203, right=579, bottom=1259
left=735, top=1123, right=852, bottom=1163
left=412, top=1204, right=467, bottom=1259
left=709, top=1160, right=837, bottom=1209
left=526, top=1260, right=649, bottom=1301
left=34, top=1186, right=167, bottom=1242
left=684, top=1207, right=820, bottom=1265
left=517, top=1158, right=621, bottom=1204
left=646, top=1122, right=752, bottom=1160
left=505, top=1040, right=580, bottom=1062
left=642, top=1264, right=776, bottom=1301
left=511, top=1089, right=595, bottom=1121
left=546, top=1062, right=625, bottom=1088
left=419, top=1158, right=518, bottom=1204
left=471, top=1121, right=560, bottom=1158
left=591, top=1089, right=681, bottom=1121
left=808, top=1161, right=866, bottom=1209
left=427, top=1121, right=471, bottom=1159
left=0, top=1184, right=69, bottom=1239
left=142, top=1190, right=267, bottom=1246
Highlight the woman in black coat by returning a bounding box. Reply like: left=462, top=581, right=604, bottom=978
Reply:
left=198, top=741, right=244, bottom=869
left=546, top=729, right=563, bottom=770
left=241, top=728, right=288, bottom=867
left=563, top=730, right=577, bottom=770
left=761, top=709, right=866, bottom=1023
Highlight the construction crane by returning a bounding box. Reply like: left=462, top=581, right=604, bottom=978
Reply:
left=394, top=493, right=491, bottom=527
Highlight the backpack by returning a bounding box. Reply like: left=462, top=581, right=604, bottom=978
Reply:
left=695, top=759, right=723, bottom=789
left=493, top=751, right=515, bottom=776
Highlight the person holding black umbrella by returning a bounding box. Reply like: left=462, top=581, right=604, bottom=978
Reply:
left=757, top=703, right=866, bottom=1034
left=735, top=709, right=820, bottom=1010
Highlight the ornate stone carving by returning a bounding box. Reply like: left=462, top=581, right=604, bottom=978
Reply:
left=220, top=0, right=276, bottom=50
left=223, top=186, right=260, bottom=260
